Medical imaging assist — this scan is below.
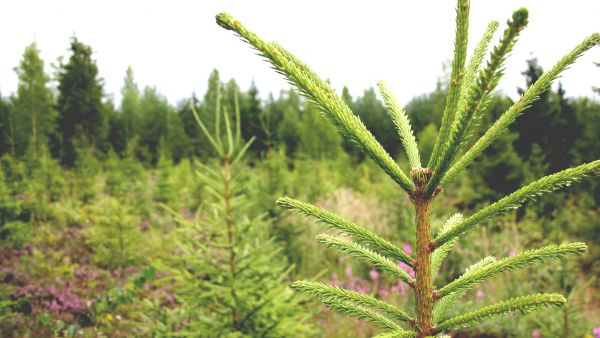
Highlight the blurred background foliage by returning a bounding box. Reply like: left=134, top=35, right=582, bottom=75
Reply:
left=0, top=38, right=599, bottom=337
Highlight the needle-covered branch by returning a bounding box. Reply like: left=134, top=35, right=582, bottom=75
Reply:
left=373, top=330, right=418, bottom=338
left=434, top=160, right=600, bottom=247
left=442, top=33, right=600, bottom=185
left=291, top=281, right=413, bottom=324
left=377, top=80, right=421, bottom=169
left=324, top=299, right=404, bottom=331
left=215, top=13, right=415, bottom=192
left=433, top=256, right=496, bottom=322
left=437, top=243, right=587, bottom=297
left=428, top=0, right=470, bottom=169
left=434, top=294, right=566, bottom=333
left=277, top=197, right=414, bottom=266
left=426, top=21, right=498, bottom=195
left=317, top=234, right=414, bottom=285
left=456, top=8, right=529, bottom=158
left=430, top=213, right=463, bottom=279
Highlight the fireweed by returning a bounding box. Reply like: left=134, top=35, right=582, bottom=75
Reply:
left=216, top=1, right=599, bottom=337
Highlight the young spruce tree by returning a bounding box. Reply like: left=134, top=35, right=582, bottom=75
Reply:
left=160, top=86, right=314, bottom=336
left=216, top=2, right=600, bottom=337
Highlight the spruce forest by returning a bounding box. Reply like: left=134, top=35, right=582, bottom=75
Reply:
left=1, top=1, right=600, bottom=337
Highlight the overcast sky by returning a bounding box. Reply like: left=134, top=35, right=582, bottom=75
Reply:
left=1, top=0, right=599, bottom=106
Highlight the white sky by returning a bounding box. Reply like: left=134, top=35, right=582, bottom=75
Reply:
left=1, top=0, right=599, bottom=107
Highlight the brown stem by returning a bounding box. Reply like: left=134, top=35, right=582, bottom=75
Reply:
left=563, top=304, right=569, bottom=338
left=224, top=155, right=240, bottom=329
left=414, top=196, right=433, bottom=337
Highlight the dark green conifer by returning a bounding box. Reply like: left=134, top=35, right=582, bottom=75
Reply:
left=56, top=37, right=105, bottom=165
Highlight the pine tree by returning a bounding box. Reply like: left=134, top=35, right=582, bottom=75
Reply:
left=216, top=3, right=599, bottom=337
left=11, top=43, right=57, bottom=158
left=56, top=37, right=105, bottom=165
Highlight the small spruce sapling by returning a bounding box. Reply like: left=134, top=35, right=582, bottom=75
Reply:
left=216, top=2, right=600, bottom=337
left=159, top=86, right=315, bottom=336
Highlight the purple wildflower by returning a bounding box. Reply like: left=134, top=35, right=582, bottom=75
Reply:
left=369, top=269, right=379, bottom=281
left=391, top=282, right=406, bottom=294
left=356, top=286, right=370, bottom=295
left=344, top=266, right=353, bottom=278
left=330, top=273, right=339, bottom=286
left=378, top=288, right=390, bottom=298
left=139, top=220, right=150, bottom=231
left=399, top=262, right=415, bottom=278
left=403, top=242, right=412, bottom=255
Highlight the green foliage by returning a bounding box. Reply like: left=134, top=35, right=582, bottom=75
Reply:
left=435, top=293, right=566, bottom=333
left=85, top=197, right=143, bottom=269
left=298, top=100, right=344, bottom=159
left=217, top=1, right=599, bottom=337
left=277, top=197, right=413, bottom=265
left=428, top=0, right=470, bottom=171
left=11, top=43, right=57, bottom=157
left=56, top=37, right=106, bottom=165
left=437, top=243, right=586, bottom=298
left=149, top=87, right=315, bottom=337
left=120, top=66, right=141, bottom=145
left=443, top=33, right=599, bottom=187
left=216, top=12, right=415, bottom=192
left=292, top=281, right=412, bottom=324
left=317, top=234, right=413, bottom=284
left=0, top=3, right=599, bottom=337
left=377, top=81, right=420, bottom=169
left=434, top=160, right=600, bottom=247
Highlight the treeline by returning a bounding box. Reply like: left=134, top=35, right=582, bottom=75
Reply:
left=1, top=38, right=599, bottom=187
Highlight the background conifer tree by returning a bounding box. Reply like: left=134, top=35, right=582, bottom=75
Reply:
left=593, top=61, right=600, bottom=95
left=0, top=93, right=14, bottom=156
left=11, top=43, right=57, bottom=158
left=137, top=87, right=172, bottom=163
left=240, top=81, right=265, bottom=153
left=56, top=37, right=106, bottom=165
left=298, top=99, right=343, bottom=160
left=120, top=66, right=141, bottom=149
left=216, top=2, right=599, bottom=337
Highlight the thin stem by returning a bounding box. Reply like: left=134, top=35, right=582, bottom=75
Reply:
left=224, top=155, right=240, bottom=329
left=563, top=303, right=569, bottom=338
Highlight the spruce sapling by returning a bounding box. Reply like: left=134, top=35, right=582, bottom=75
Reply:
left=159, top=85, right=315, bottom=336
left=216, top=2, right=599, bottom=337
